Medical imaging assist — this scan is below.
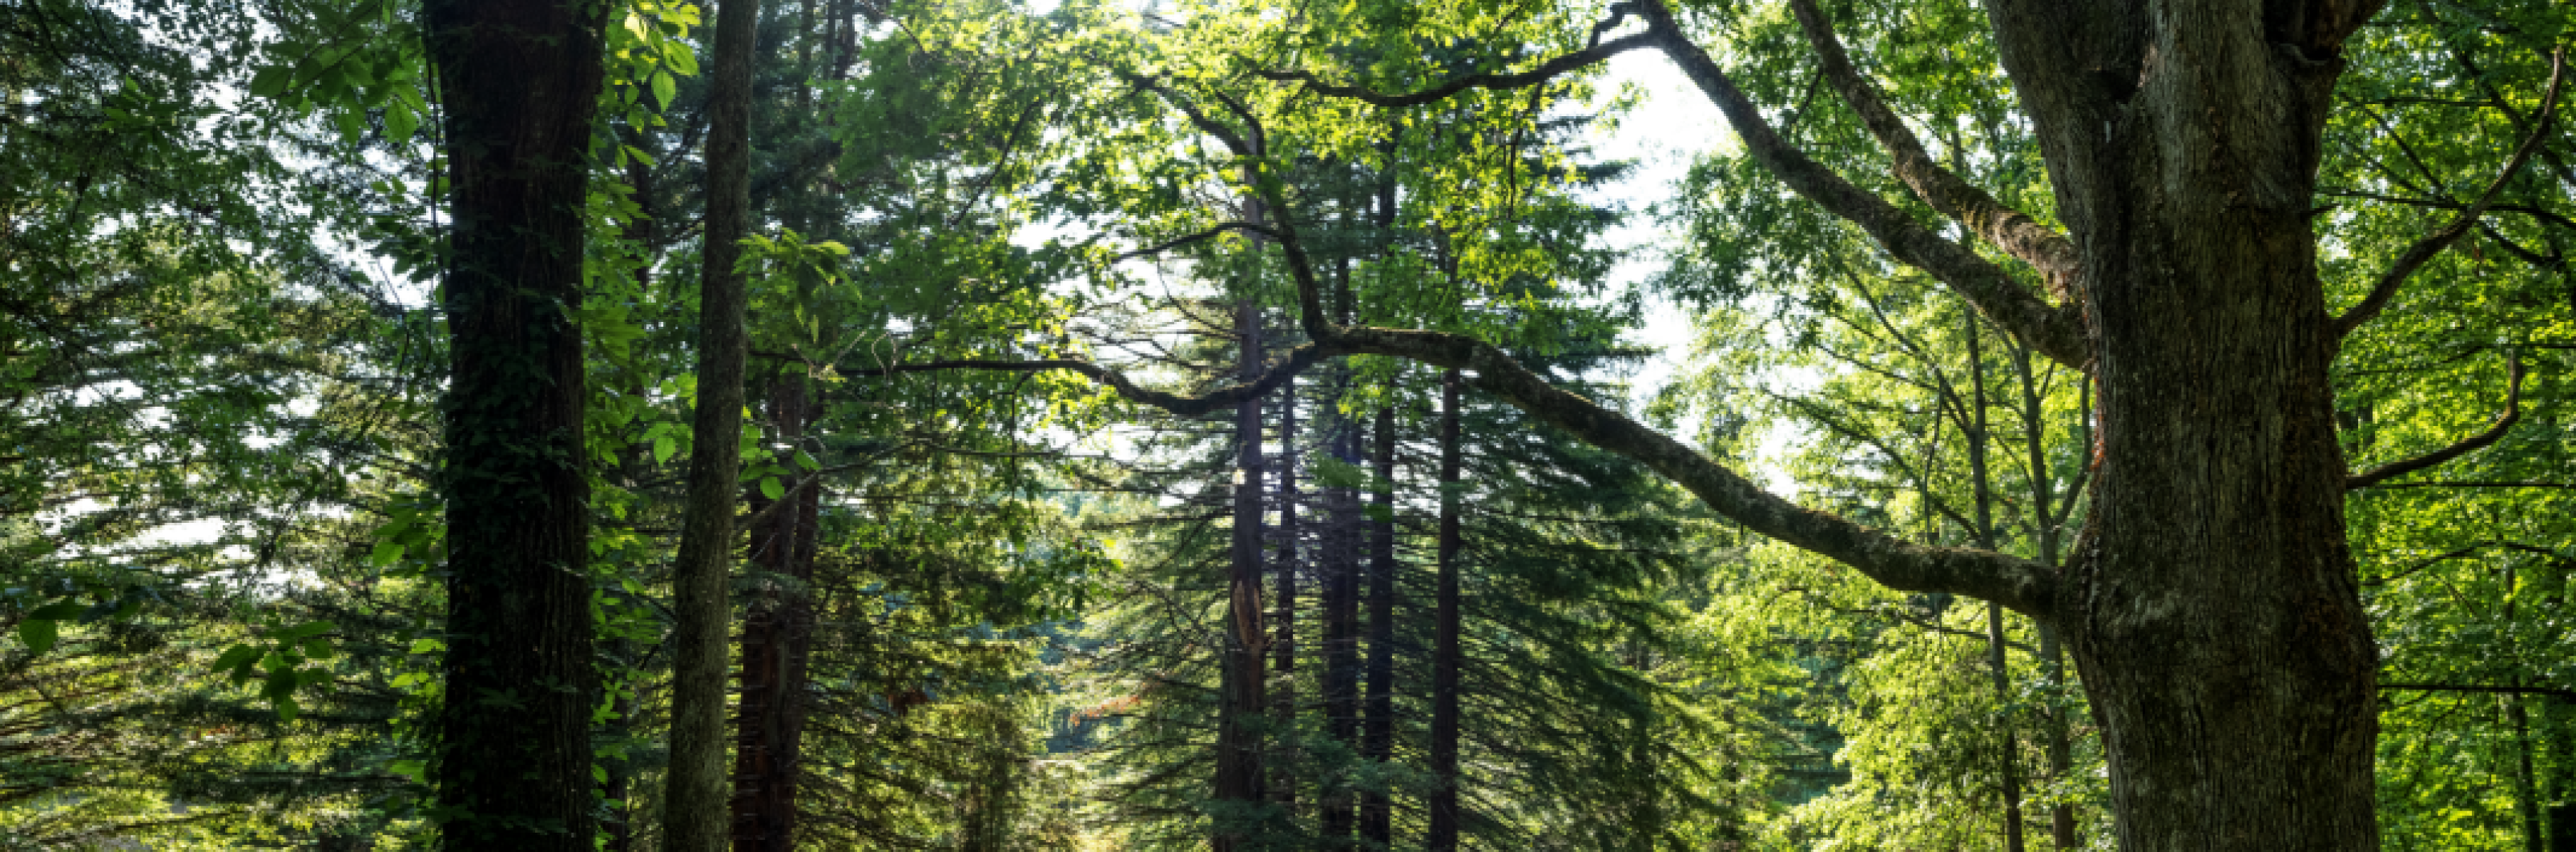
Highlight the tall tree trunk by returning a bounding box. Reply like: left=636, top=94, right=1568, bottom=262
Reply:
left=422, top=1, right=606, bottom=847
left=1214, top=298, right=1268, bottom=848
left=1359, top=404, right=1397, bottom=846
left=731, top=376, right=818, bottom=850
left=1318, top=179, right=1367, bottom=846
left=2009, top=342, right=2081, bottom=850
left=1272, top=375, right=1299, bottom=810
left=1982, top=2, right=2381, bottom=843
left=1962, top=314, right=2027, bottom=852
left=666, top=0, right=761, bottom=843
left=1426, top=369, right=1462, bottom=851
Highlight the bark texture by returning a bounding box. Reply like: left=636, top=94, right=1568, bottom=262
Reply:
left=666, top=0, right=762, bottom=844
left=423, top=0, right=605, bottom=847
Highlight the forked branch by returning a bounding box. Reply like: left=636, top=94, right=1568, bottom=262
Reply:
left=2335, top=46, right=2565, bottom=341
left=2346, top=352, right=2526, bottom=490
left=1630, top=0, right=2087, bottom=368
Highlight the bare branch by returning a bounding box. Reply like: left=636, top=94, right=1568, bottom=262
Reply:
left=1633, top=0, right=2088, bottom=368
left=1786, top=0, right=2082, bottom=289
left=2346, top=352, right=2526, bottom=490
left=2335, top=46, right=2566, bottom=340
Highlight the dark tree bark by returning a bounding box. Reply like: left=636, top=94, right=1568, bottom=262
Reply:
left=731, top=376, right=819, bottom=851
left=1359, top=404, right=1396, bottom=846
left=1426, top=369, right=1463, bottom=851
left=1214, top=297, right=1268, bottom=848
left=422, top=0, right=606, bottom=847
left=666, top=0, right=761, bottom=845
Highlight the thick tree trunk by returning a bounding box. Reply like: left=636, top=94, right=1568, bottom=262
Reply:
left=665, top=0, right=762, bottom=845
left=1960, top=3, right=2385, bottom=848
left=422, top=1, right=605, bottom=847
left=1214, top=298, right=1268, bottom=848
left=731, top=376, right=819, bottom=851
left=1426, top=369, right=1462, bottom=851
left=1359, top=404, right=1398, bottom=846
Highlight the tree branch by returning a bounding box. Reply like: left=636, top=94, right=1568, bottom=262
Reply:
left=2334, top=46, right=2565, bottom=340
left=2346, top=352, right=2526, bottom=490
left=1633, top=0, right=2088, bottom=368
left=1251, top=32, right=1660, bottom=110
left=1786, top=0, right=2082, bottom=290
left=1109, top=222, right=1283, bottom=263
left=2380, top=682, right=2576, bottom=701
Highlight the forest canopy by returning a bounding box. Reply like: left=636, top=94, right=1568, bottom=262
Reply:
left=2, top=0, right=2572, bottom=849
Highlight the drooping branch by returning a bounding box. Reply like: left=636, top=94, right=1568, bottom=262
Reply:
left=2346, top=352, right=2526, bottom=490
left=1632, top=0, right=2087, bottom=368
left=2334, top=46, right=2565, bottom=340
left=1786, top=0, right=2082, bottom=288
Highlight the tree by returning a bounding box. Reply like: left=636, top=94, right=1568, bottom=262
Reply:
left=1014, top=0, right=2572, bottom=846
left=420, top=0, right=609, bottom=846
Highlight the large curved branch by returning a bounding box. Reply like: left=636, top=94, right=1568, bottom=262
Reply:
left=1786, top=0, right=2082, bottom=289
left=2335, top=47, right=2565, bottom=341
left=1634, top=0, right=2087, bottom=368
left=2346, top=352, right=2525, bottom=490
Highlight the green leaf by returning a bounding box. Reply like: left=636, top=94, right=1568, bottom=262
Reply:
left=26, top=601, right=83, bottom=620
left=369, top=540, right=405, bottom=566
left=650, top=70, right=676, bottom=111
left=248, top=66, right=292, bottom=98
left=664, top=46, right=699, bottom=76
left=384, top=98, right=418, bottom=141
left=654, top=432, right=677, bottom=464
left=213, top=643, right=262, bottom=674
left=759, top=476, right=784, bottom=500
left=273, top=695, right=301, bottom=723
left=17, top=618, right=56, bottom=654
left=794, top=449, right=820, bottom=471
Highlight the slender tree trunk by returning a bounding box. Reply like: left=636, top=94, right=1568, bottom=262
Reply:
left=1319, top=179, right=1367, bottom=847
left=665, top=0, right=761, bottom=844
left=1272, top=375, right=1300, bottom=811
left=1215, top=298, right=1268, bottom=848
left=422, top=1, right=605, bottom=846
left=1962, top=315, right=2027, bottom=852
left=731, top=376, right=818, bottom=851
left=2009, top=342, right=2081, bottom=850
left=1426, top=369, right=1462, bottom=851
left=1360, top=404, right=1397, bottom=846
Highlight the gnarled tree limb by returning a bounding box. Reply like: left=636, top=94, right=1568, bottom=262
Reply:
left=1632, top=0, right=2087, bottom=368
left=1786, top=0, right=2083, bottom=289
left=2335, top=46, right=2565, bottom=341
left=1252, top=32, right=1660, bottom=109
